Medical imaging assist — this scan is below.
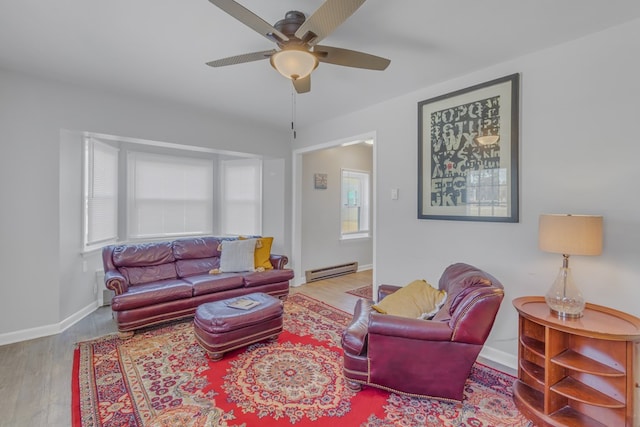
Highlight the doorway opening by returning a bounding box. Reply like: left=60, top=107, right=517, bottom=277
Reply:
left=291, top=132, right=377, bottom=287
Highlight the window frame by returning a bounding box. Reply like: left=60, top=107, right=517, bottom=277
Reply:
left=82, top=137, right=119, bottom=252
left=219, top=157, right=263, bottom=236
left=340, top=168, right=371, bottom=240
left=125, top=150, right=215, bottom=240
left=81, top=133, right=266, bottom=251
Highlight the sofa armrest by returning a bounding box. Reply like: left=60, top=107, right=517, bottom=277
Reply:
left=369, top=312, right=453, bottom=341
left=104, top=270, right=128, bottom=295
left=341, top=298, right=374, bottom=355
left=377, top=284, right=401, bottom=302
left=269, top=254, right=289, bottom=270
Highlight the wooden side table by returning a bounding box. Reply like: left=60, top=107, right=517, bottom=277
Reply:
left=513, top=296, right=640, bottom=427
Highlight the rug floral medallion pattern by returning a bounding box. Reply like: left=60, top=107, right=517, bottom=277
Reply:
left=74, top=293, right=532, bottom=427
left=222, top=340, right=352, bottom=423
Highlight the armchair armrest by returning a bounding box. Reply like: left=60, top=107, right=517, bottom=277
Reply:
left=341, top=298, right=375, bottom=355
left=369, top=312, right=453, bottom=341
left=377, top=284, right=401, bottom=301
left=269, top=254, right=289, bottom=270
left=104, top=270, right=128, bottom=295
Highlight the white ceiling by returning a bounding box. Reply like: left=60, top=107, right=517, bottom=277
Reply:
left=2, top=1, right=640, bottom=131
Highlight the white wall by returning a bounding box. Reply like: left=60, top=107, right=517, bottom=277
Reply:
left=0, top=69, right=290, bottom=343
left=263, top=158, right=287, bottom=256
left=301, top=143, right=373, bottom=275
left=293, top=19, right=640, bottom=366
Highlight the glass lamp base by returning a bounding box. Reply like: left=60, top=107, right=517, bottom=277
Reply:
left=545, top=267, right=585, bottom=319
left=548, top=306, right=583, bottom=319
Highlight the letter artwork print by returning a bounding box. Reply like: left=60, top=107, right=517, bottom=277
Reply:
left=429, top=97, right=507, bottom=217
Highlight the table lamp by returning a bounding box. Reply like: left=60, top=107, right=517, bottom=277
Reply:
left=538, top=214, right=603, bottom=318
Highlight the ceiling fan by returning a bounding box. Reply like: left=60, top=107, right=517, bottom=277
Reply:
left=206, top=0, right=390, bottom=94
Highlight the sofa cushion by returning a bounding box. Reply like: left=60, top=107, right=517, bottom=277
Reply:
left=219, top=239, right=257, bottom=273
left=176, top=257, right=220, bottom=278
left=184, top=273, right=244, bottom=296
left=120, top=263, right=177, bottom=285
left=110, top=279, right=192, bottom=311
left=173, top=237, right=220, bottom=260
left=240, top=236, right=274, bottom=270
left=112, top=241, right=175, bottom=267
left=242, top=269, right=294, bottom=287
left=372, top=280, right=447, bottom=320
left=255, top=237, right=274, bottom=269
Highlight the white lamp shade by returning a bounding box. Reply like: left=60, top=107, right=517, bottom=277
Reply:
left=270, top=49, right=318, bottom=80
left=539, top=214, right=603, bottom=256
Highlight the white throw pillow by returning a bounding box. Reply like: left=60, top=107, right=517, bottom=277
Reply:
left=219, top=239, right=257, bottom=273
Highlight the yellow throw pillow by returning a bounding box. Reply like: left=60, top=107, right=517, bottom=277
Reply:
left=372, top=280, right=447, bottom=320
left=239, top=236, right=274, bottom=270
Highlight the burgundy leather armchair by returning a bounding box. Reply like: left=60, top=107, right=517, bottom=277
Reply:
left=341, top=263, right=505, bottom=401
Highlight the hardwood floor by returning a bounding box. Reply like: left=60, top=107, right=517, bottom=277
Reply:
left=0, top=270, right=372, bottom=427
left=290, top=269, right=372, bottom=313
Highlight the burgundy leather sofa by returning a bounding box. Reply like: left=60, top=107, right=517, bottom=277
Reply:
left=341, top=263, right=504, bottom=401
left=102, top=236, right=294, bottom=336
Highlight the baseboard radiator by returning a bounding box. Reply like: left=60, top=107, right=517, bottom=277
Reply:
left=305, top=262, right=358, bottom=283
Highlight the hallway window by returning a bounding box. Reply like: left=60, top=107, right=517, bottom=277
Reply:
left=341, top=169, right=370, bottom=239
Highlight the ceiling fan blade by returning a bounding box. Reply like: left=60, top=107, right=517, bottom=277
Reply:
left=208, top=0, right=288, bottom=43
left=314, top=45, right=390, bottom=70
left=292, top=75, right=311, bottom=94
left=206, top=49, right=276, bottom=67
left=294, top=0, right=366, bottom=47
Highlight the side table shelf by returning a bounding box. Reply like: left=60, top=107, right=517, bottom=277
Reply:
left=513, top=296, right=640, bottom=427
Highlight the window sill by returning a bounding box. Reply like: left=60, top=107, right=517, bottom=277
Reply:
left=340, top=233, right=370, bottom=241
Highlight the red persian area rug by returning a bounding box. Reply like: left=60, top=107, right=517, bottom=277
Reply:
left=73, top=294, right=532, bottom=426
left=346, top=285, right=373, bottom=299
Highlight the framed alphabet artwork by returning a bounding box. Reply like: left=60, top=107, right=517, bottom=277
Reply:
left=418, top=73, right=519, bottom=222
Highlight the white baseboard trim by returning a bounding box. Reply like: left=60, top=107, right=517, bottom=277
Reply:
left=479, top=345, right=518, bottom=372
left=357, top=264, right=373, bottom=272
left=0, top=301, right=98, bottom=346
left=60, top=301, right=99, bottom=333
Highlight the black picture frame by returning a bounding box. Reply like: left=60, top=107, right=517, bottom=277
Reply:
left=418, top=73, right=519, bottom=222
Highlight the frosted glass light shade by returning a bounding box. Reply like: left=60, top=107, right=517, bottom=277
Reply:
left=270, top=49, right=318, bottom=80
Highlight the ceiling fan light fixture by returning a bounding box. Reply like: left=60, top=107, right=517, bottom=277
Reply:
left=270, top=49, right=318, bottom=80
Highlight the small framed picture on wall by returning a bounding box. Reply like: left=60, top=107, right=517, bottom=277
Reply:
left=314, top=173, right=327, bottom=189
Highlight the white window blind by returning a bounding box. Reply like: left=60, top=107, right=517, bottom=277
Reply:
left=341, top=169, right=370, bottom=239
left=127, top=151, right=214, bottom=238
left=84, top=138, right=119, bottom=248
left=220, top=158, right=262, bottom=236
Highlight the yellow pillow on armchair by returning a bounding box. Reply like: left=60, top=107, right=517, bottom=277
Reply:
left=372, top=279, right=447, bottom=320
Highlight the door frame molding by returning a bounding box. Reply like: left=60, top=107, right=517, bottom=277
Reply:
left=291, top=131, right=377, bottom=286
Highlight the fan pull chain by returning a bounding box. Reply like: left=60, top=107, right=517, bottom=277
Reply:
left=291, top=88, right=297, bottom=140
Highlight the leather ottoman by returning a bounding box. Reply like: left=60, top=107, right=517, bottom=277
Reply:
left=193, top=292, right=284, bottom=361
